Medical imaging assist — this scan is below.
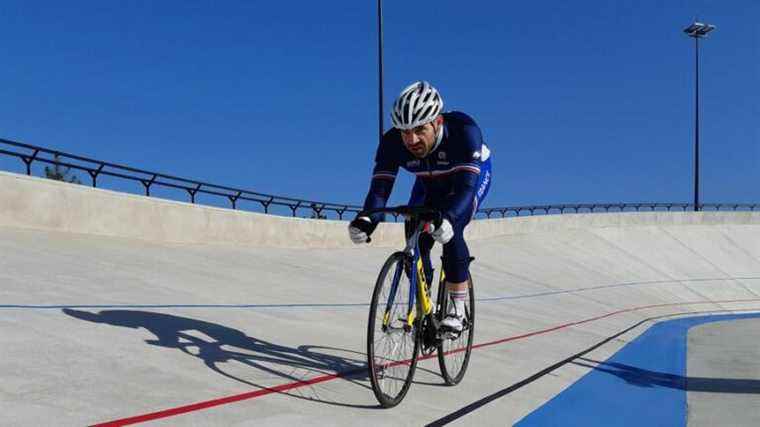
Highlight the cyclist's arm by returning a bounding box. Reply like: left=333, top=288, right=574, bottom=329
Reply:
left=361, top=134, right=400, bottom=224
left=442, top=170, right=478, bottom=224
left=362, top=176, right=395, bottom=224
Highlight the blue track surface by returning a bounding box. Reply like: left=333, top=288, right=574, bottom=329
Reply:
left=515, top=312, right=760, bottom=427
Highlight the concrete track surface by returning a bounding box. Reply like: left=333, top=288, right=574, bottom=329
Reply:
left=2, top=171, right=760, bottom=426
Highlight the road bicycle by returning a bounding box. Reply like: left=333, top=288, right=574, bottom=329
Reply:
left=361, top=206, right=475, bottom=408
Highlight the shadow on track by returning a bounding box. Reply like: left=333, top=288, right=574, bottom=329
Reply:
left=574, top=357, right=760, bottom=394
left=63, top=308, right=393, bottom=409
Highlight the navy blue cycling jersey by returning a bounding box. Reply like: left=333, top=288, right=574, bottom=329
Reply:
left=362, top=111, right=491, bottom=225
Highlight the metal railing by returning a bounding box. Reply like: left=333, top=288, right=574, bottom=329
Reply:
left=476, top=202, right=759, bottom=218
left=1, top=138, right=757, bottom=220
left=0, top=138, right=364, bottom=219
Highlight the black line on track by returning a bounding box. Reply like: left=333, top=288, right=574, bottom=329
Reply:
left=425, top=308, right=759, bottom=426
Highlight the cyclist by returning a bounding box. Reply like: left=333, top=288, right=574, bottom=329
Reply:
left=349, top=81, right=492, bottom=332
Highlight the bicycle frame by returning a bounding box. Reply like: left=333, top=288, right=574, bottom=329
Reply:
left=382, top=221, right=434, bottom=330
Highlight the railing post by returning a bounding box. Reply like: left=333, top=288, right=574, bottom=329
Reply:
left=141, top=174, right=157, bottom=196
left=21, top=149, right=40, bottom=175
left=88, top=164, right=105, bottom=188
left=310, top=203, right=325, bottom=219
left=289, top=201, right=302, bottom=217
left=187, top=183, right=202, bottom=204
left=228, top=191, right=242, bottom=210
left=260, top=196, right=275, bottom=214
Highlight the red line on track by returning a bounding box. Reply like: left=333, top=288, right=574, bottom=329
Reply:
left=92, top=298, right=760, bottom=426
left=91, top=368, right=364, bottom=427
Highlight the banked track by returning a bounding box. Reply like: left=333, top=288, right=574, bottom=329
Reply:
left=2, top=171, right=760, bottom=426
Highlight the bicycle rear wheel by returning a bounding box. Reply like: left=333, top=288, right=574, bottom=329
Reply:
left=367, top=252, right=420, bottom=407
left=437, top=274, right=475, bottom=385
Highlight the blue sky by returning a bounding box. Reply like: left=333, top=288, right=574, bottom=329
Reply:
left=1, top=1, right=758, bottom=214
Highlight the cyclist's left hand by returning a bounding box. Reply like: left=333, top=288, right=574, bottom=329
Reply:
left=430, top=218, right=454, bottom=244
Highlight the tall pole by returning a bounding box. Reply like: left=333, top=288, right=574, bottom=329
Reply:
left=694, top=36, right=700, bottom=211
left=684, top=21, right=715, bottom=211
left=377, top=0, right=385, bottom=142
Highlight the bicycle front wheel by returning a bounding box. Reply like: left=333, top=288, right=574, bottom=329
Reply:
left=437, top=274, right=475, bottom=385
left=367, top=252, right=420, bottom=408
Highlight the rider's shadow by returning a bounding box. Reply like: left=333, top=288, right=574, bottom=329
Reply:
left=62, top=308, right=378, bottom=408
left=573, top=357, right=760, bottom=394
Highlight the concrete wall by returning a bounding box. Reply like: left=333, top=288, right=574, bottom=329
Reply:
left=2, top=170, right=759, bottom=248
left=0, top=171, right=404, bottom=248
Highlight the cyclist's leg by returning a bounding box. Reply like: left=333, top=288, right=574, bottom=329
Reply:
left=441, top=160, right=492, bottom=327
left=440, top=227, right=472, bottom=329
left=406, top=178, right=434, bottom=284
left=444, top=157, right=492, bottom=279
left=441, top=227, right=472, bottom=285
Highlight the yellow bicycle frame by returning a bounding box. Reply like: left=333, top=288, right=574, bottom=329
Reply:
left=381, top=220, right=449, bottom=330
left=406, top=257, right=436, bottom=327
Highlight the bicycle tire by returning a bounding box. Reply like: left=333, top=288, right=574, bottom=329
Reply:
left=367, top=252, right=420, bottom=407
left=437, top=274, right=475, bottom=385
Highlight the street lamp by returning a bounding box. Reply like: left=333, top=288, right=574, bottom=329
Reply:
left=683, top=21, right=716, bottom=212
left=378, top=0, right=385, bottom=142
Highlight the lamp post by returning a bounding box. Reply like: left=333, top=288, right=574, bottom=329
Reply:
left=683, top=21, right=716, bottom=212
left=378, top=0, right=385, bottom=142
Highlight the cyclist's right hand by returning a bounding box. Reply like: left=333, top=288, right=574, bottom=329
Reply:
left=349, top=216, right=374, bottom=244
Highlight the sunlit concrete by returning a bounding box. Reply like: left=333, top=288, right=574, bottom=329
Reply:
left=686, top=318, right=760, bottom=427
left=2, top=171, right=760, bottom=425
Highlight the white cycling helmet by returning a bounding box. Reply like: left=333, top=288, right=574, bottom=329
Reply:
left=391, top=81, right=444, bottom=130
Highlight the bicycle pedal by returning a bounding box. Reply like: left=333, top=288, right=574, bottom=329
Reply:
left=438, top=329, right=462, bottom=340
left=421, top=345, right=437, bottom=356
left=443, top=332, right=460, bottom=340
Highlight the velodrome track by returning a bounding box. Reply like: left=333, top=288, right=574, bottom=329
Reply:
left=2, top=171, right=760, bottom=426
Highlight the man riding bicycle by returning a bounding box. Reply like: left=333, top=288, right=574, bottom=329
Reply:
left=349, top=81, right=492, bottom=333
